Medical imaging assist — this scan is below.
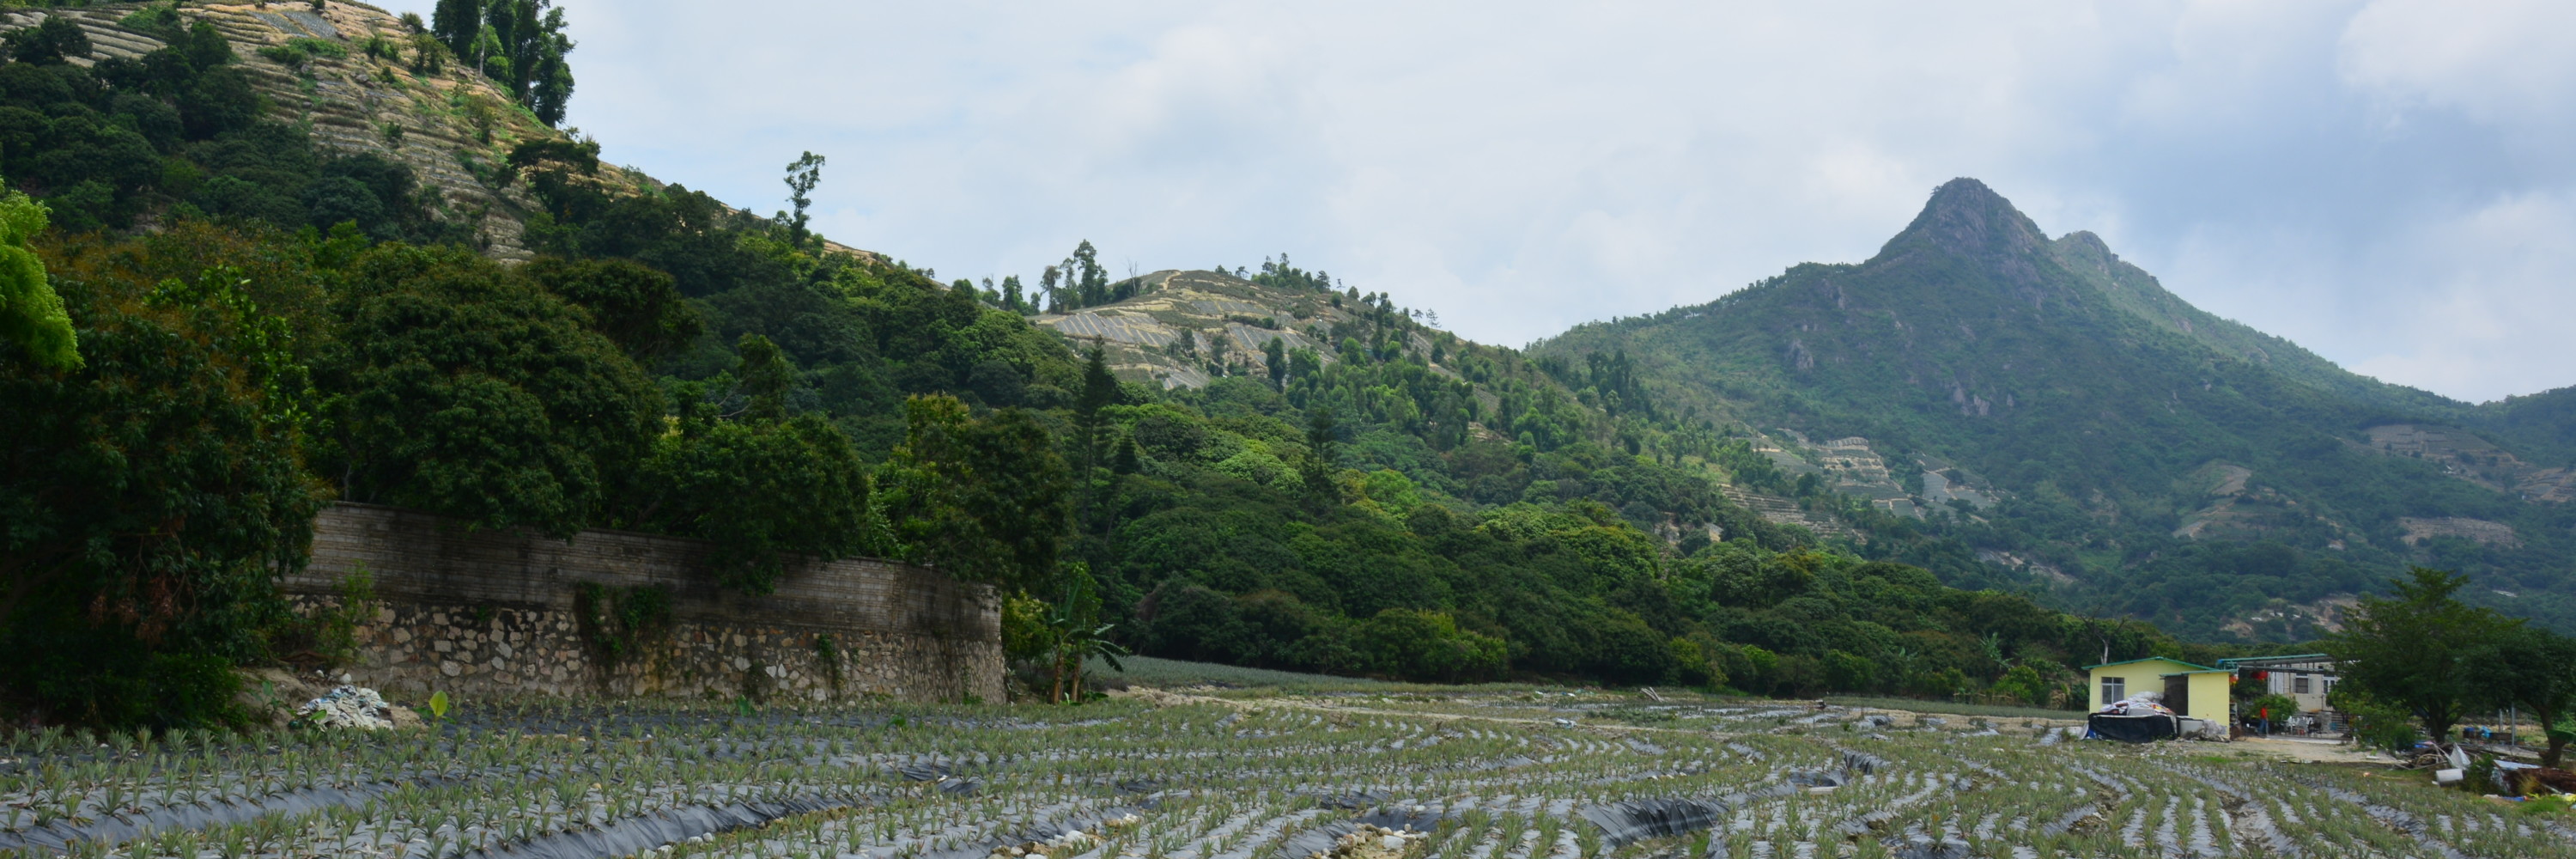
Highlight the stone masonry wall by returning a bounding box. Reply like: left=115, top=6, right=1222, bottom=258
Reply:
left=284, top=503, right=1002, bottom=704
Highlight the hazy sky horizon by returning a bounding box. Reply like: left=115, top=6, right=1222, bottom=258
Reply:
left=379, top=1, right=2576, bottom=404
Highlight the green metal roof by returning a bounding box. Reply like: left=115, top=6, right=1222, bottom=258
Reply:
left=2082, top=656, right=2221, bottom=673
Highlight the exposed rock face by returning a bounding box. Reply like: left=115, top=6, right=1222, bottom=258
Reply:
left=1885, top=178, right=2052, bottom=265
left=1032, top=269, right=1448, bottom=390
left=2361, top=423, right=2576, bottom=502
left=2397, top=516, right=2520, bottom=548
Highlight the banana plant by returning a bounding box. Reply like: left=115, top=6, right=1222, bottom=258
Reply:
left=1048, top=563, right=1128, bottom=704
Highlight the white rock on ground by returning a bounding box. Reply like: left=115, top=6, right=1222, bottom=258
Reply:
left=294, top=685, right=400, bottom=729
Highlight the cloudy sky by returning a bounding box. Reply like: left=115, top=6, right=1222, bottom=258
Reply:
left=383, top=0, right=2576, bottom=403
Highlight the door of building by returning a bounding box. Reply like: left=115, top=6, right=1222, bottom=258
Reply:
left=2164, top=675, right=2190, bottom=716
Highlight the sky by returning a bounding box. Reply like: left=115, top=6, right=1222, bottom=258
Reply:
left=381, top=0, right=2576, bottom=403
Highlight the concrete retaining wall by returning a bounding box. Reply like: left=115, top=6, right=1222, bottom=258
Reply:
left=283, top=503, right=1002, bottom=704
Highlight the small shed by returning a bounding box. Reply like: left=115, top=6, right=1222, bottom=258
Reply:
left=2084, top=656, right=2230, bottom=724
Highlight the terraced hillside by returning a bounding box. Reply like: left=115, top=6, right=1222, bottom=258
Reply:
left=1036, top=270, right=1438, bottom=392
left=1, top=687, right=2561, bottom=859
left=0, top=2, right=592, bottom=256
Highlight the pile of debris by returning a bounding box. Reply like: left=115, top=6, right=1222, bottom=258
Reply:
left=1311, top=824, right=1427, bottom=859
left=2094, top=692, right=2176, bottom=717
left=293, top=685, right=408, bottom=730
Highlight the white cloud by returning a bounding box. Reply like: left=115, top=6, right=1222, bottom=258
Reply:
left=2347, top=191, right=2576, bottom=399
left=2340, top=0, right=2576, bottom=136
left=371, top=0, right=2576, bottom=401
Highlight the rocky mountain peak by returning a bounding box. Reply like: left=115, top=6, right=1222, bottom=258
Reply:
left=1877, top=178, right=2050, bottom=265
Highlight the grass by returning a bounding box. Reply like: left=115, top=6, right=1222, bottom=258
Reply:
left=1825, top=695, right=2088, bottom=722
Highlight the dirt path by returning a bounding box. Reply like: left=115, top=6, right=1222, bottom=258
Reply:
left=2229, top=736, right=2395, bottom=765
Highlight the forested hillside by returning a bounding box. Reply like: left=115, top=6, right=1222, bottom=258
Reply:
left=1532, top=179, right=2576, bottom=639
left=0, top=5, right=2260, bottom=727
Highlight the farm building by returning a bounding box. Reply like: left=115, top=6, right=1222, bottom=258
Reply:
left=2217, top=654, right=2340, bottom=724
left=2085, top=656, right=2231, bottom=724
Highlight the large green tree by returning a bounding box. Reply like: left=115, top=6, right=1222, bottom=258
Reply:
left=320, top=243, right=660, bottom=534
left=432, top=0, right=575, bottom=125
left=0, top=186, right=76, bottom=369
left=2472, top=624, right=2576, bottom=768
left=2327, top=567, right=2518, bottom=746
left=1, top=15, right=88, bottom=65
left=2, top=235, right=322, bottom=728
left=521, top=256, right=702, bottom=362
left=878, top=395, right=1072, bottom=594
left=631, top=393, right=877, bottom=594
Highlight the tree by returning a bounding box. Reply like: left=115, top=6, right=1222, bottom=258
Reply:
left=433, top=0, right=575, bottom=125
left=781, top=151, right=824, bottom=247
left=2326, top=567, right=2517, bottom=747
left=1070, top=345, right=1116, bottom=484
left=2472, top=624, right=2576, bottom=768
left=1358, top=608, right=1506, bottom=683
left=3, top=15, right=91, bottom=65
left=1993, top=663, right=2048, bottom=706
left=999, top=275, right=1026, bottom=314
left=1288, top=346, right=1320, bottom=382
left=319, top=243, right=662, bottom=535
left=878, top=395, right=1072, bottom=594
left=2241, top=693, right=2300, bottom=734
left=433, top=0, right=480, bottom=56
left=3, top=244, right=322, bottom=728
left=0, top=186, right=76, bottom=370
left=1046, top=562, right=1127, bottom=703
left=520, top=257, right=702, bottom=362
left=519, top=6, right=576, bottom=126
left=632, top=408, right=874, bottom=595
left=1061, top=241, right=1105, bottom=309
left=1300, top=407, right=1340, bottom=514
left=1263, top=336, right=1286, bottom=388
left=733, top=332, right=795, bottom=420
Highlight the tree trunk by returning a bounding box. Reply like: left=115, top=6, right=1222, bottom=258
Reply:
left=2540, top=704, right=2566, bottom=770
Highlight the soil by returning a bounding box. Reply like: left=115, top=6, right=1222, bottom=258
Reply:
left=2230, top=736, right=2397, bottom=765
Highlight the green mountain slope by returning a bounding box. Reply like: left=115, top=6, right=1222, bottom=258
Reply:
left=1532, top=179, right=2576, bottom=638
left=9, top=2, right=2524, bottom=720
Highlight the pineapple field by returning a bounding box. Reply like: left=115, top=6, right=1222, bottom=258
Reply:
left=3, top=684, right=2564, bottom=859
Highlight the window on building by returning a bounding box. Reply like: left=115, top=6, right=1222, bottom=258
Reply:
left=2103, top=677, right=2125, bottom=702
left=2294, top=675, right=2311, bottom=694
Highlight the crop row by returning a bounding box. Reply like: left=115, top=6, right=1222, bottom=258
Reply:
left=2, top=692, right=2567, bottom=859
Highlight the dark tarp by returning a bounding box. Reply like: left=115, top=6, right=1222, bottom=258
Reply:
left=2087, top=713, right=2179, bottom=743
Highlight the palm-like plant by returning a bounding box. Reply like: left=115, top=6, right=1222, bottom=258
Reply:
left=1046, top=564, right=1129, bottom=704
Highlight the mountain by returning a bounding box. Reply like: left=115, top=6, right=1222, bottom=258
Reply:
left=3, top=6, right=2293, bottom=719
left=1530, top=179, right=2576, bottom=638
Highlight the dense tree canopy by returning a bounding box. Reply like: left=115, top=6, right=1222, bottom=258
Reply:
left=2, top=226, right=325, bottom=726
left=320, top=243, right=662, bottom=534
